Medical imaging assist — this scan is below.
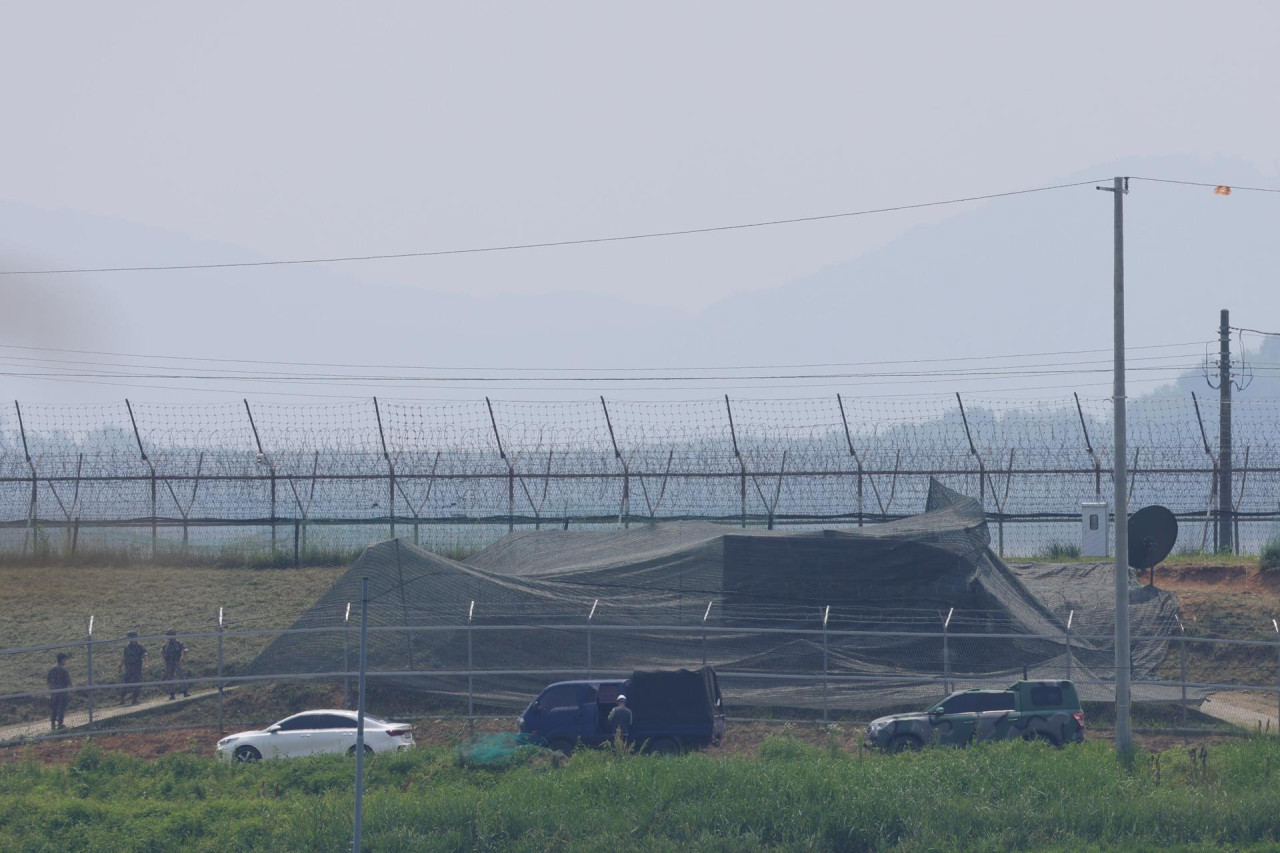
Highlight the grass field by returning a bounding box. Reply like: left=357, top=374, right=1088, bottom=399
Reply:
left=3, top=734, right=1280, bottom=852
left=0, top=563, right=344, bottom=724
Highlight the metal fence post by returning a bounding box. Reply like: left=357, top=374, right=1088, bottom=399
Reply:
left=942, top=607, right=953, bottom=695
left=1065, top=610, right=1074, bottom=682
left=1177, top=616, right=1187, bottom=727
left=343, top=602, right=352, bottom=710
left=702, top=601, right=714, bottom=666
left=586, top=599, right=598, bottom=678
left=217, top=607, right=225, bottom=732
left=1273, top=619, right=1280, bottom=730
left=822, top=605, right=830, bottom=723
left=467, top=600, right=475, bottom=728
left=354, top=577, right=369, bottom=853
left=85, top=615, right=95, bottom=734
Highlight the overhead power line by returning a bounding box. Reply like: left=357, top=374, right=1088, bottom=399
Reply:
left=1129, top=177, right=1280, bottom=194
left=0, top=339, right=1208, bottom=373
left=0, top=180, right=1105, bottom=276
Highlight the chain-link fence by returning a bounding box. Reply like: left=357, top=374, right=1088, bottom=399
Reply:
left=3, top=395, right=1279, bottom=559
left=5, top=611, right=1280, bottom=746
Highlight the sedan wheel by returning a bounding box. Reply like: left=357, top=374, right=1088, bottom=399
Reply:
left=233, top=745, right=262, bottom=763
left=347, top=744, right=375, bottom=757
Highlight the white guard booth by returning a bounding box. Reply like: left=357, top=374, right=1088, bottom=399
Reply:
left=1080, top=501, right=1109, bottom=557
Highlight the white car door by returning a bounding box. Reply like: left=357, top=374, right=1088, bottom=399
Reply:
left=313, top=714, right=357, bottom=755
left=274, top=713, right=322, bottom=758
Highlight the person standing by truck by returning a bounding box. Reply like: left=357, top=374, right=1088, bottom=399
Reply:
left=607, top=694, right=632, bottom=743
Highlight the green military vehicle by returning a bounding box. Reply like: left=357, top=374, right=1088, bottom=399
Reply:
left=864, top=680, right=1084, bottom=752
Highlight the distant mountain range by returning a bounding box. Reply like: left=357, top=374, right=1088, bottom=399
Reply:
left=2, top=153, right=1276, bottom=404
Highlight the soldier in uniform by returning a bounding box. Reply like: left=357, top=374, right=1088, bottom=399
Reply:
left=161, top=630, right=189, bottom=700
left=46, top=652, right=72, bottom=730
left=118, top=631, right=148, bottom=705
left=607, top=694, right=632, bottom=744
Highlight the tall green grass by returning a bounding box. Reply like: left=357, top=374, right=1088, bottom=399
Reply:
left=3, top=735, right=1280, bottom=851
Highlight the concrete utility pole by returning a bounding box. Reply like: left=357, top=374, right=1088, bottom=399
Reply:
left=1218, top=309, right=1233, bottom=553
left=1099, top=176, right=1132, bottom=756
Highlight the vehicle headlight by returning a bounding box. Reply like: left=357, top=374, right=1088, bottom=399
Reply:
left=867, top=719, right=889, bottom=734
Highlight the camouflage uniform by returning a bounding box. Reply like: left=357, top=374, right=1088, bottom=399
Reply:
left=161, top=632, right=189, bottom=700
left=46, top=655, right=71, bottom=730
left=119, top=635, right=148, bottom=705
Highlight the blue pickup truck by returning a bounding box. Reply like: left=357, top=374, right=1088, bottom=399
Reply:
left=518, top=667, right=725, bottom=755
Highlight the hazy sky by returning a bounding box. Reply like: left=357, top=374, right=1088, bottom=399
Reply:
left=2, top=2, right=1278, bottom=404
left=5, top=2, right=1278, bottom=307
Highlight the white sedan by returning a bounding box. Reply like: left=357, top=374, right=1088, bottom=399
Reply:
left=216, top=710, right=414, bottom=762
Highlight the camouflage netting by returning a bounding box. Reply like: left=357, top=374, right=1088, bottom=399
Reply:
left=244, top=480, right=1184, bottom=714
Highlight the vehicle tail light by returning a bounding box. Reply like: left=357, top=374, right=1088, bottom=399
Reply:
left=1072, top=712, right=1085, bottom=728
left=386, top=727, right=412, bottom=737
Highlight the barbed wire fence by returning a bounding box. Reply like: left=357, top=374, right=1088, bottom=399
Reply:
left=2, top=394, right=1280, bottom=561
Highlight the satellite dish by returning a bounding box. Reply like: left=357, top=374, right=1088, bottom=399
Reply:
left=1127, top=505, right=1178, bottom=582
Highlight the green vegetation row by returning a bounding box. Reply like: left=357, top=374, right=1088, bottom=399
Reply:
left=4, top=735, right=1280, bottom=852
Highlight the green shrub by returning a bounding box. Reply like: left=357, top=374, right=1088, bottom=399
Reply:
left=1039, top=541, right=1082, bottom=560
left=1262, top=538, right=1280, bottom=572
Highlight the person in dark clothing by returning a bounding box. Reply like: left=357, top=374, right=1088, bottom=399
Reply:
left=607, top=694, right=632, bottom=742
left=118, top=632, right=148, bottom=705
left=46, top=652, right=72, bottom=730
left=161, top=630, right=189, bottom=700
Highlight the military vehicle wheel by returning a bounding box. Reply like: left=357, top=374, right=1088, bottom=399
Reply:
left=347, top=744, right=375, bottom=756
left=233, top=745, right=262, bottom=763
left=889, top=734, right=922, bottom=753
left=548, top=738, right=575, bottom=756
left=649, top=737, right=681, bottom=756
left=1023, top=730, right=1060, bottom=748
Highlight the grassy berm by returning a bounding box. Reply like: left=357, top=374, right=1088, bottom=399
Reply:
left=3, top=736, right=1280, bottom=852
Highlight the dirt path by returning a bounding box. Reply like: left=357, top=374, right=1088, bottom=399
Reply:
left=0, top=689, right=219, bottom=745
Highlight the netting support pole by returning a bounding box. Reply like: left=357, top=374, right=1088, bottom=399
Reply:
left=216, top=607, right=225, bottom=733
left=836, top=395, right=865, bottom=528
left=15, top=401, right=36, bottom=556
left=821, top=605, right=830, bottom=723
left=125, top=399, right=157, bottom=560
left=725, top=396, right=746, bottom=528
left=85, top=615, right=95, bottom=734
left=244, top=400, right=276, bottom=553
